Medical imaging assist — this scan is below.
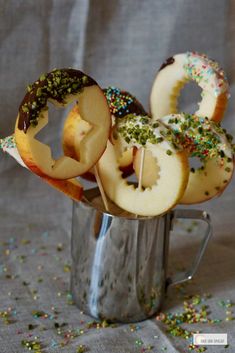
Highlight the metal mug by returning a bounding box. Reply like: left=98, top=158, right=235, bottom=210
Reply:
left=71, top=188, right=212, bottom=323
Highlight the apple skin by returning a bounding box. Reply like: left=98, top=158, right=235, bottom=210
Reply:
left=80, top=170, right=96, bottom=183
left=41, top=175, right=83, bottom=201
left=210, top=92, right=228, bottom=123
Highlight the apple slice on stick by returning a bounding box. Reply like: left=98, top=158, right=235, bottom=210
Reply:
left=98, top=115, right=189, bottom=216
left=98, top=141, right=189, bottom=216
left=15, top=69, right=111, bottom=180
left=150, top=52, right=229, bottom=122
left=159, top=114, right=234, bottom=204
left=104, top=86, right=147, bottom=178
left=62, top=100, right=111, bottom=211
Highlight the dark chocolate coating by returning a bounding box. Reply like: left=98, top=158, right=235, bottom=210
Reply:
left=159, top=56, right=175, bottom=71
left=18, top=69, right=97, bottom=132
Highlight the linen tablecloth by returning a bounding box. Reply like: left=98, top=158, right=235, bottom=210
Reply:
left=0, top=1, right=234, bottom=352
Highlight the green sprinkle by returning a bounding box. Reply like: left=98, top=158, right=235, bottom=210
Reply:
left=166, top=150, right=172, bottom=155
left=135, top=339, right=143, bottom=346
left=39, top=74, right=46, bottom=81
left=76, top=345, right=88, bottom=353
left=82, top=76, right=88, bottom=85
left=36, top=88, right=42, bottom=96
left=22, top=105, right=29, bottom=113
left=153, top=122, right=159, bottom=128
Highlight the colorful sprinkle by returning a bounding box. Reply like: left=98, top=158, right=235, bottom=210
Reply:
left=184, top=52, right=229, bottom=97
left=104, top=86, right=146, bottom=118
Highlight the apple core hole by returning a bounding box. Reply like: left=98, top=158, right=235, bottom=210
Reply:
left=189, top=157, right=204, bottom=172
left=35, top=101, right=92, bottom=161
left=178, top=81, right=202, bottom=114
left=129, top=149, right=160, bottom=189
left=36, top=101, right=75, bottom=159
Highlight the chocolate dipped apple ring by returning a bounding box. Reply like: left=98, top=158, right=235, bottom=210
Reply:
left=104, top=86, right=147, bottom=176
left=150, top=52, right=229, bottom=122
left=103, top=86, right=146, bottom=119
left=98, top=115, right=189, bottom=216
left=15, top=68, right=111, bottom=180
left=159, top=114, right=234, bottom=204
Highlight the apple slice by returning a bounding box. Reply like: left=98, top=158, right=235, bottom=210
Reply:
left=161, top=114, right=234, bottom=204
left=150, top=52, right=229, bottom=122
left=62, top=103, right=96, bottom=182
left=133, top=148, right=160, bottom=188
left=118, top=149, right=134, bottom=177
left=180, top=157, right=234, bottom=204
left=104, top=86, right=147, bottom=177
left=98, top=141, right=189, bottom=216
left=62, top=106, right=135, bottom=181
left=15, top=69, right=111, bottom=180
left=62, top=104, right=134, bottom=181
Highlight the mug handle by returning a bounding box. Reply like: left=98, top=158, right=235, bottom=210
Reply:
left=166, top=209, right=212, bottom=287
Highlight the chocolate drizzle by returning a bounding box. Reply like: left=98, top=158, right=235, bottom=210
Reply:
left=18, top=69, right=97, bottom=132
left=103, top=87, right=147, bottom=118
left=159, top=56, right=175, bottom=71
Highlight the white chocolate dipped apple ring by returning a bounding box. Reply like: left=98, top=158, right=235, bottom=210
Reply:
left=136, top=113, right=234, bottom=204
left=150, top=52, right=229, bottom=122
left=15, top=68, right=111, bottom=180
left=98, top=115, right=189, bottom=216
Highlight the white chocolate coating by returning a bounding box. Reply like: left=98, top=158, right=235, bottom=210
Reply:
left=150, top=52, right=229, bottom=121
left=160, top=114, right=234, bottom=204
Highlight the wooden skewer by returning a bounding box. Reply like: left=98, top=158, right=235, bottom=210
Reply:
left=137, top=147, right=145, bottom=191
left=135, top=147, right=145, bottom=218
left=94, top=165, right=110, bottom=212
